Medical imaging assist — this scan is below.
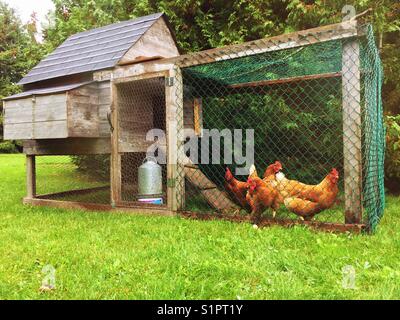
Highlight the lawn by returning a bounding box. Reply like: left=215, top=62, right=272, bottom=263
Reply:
left=0, top=153, right=399, bottom=299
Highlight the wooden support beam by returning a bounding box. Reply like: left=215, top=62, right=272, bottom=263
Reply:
left=110, top=80, right=122, bottom=206
left=228, top=72, right=341, bottom=89
left=173, top=21, right=358, bottom=68
left=23, top=138, right=111, bottom=155
left=180, top=212, right=366, bottom=234
left=26, top=155, right=36, bottom=199
left=165, top=67, right=184, bottom=211
left=108, top=22, right=359, bottom=83
left=342, top=21, right=362, bottom=224
left=23, top=198, right=174, bottom=216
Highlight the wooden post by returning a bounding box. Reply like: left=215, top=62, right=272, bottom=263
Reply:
left=26, top=155, right=36, bottom=199
left=342, top=21, right=362, bottom=224
left=165, top=67, right=185, bottom=211
left=110, top=80, right=121, bottom=206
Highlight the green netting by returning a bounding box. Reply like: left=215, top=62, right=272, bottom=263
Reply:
left=361, top=25, right=385, bottom=232
left=181, top=24, right=385, bottom=232
left=184, top=39, right=342, bottom=87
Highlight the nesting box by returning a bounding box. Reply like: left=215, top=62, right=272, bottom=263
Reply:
left=3, top=82, right=105, bottom=139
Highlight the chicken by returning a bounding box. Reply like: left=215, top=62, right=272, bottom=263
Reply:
left=246, top=176, right=282, bottom=222
left=280, top=168, right=340, bottom=220
left=225, top=167, right=250, bottom=209
left=225, top=162, right=281, bottom=211
left=263, top=161, right=282, bottom=180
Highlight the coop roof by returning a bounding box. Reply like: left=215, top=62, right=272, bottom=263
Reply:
left=3, top=82, right=93, bottom=101
left=18, top=13, right=172, bottom=85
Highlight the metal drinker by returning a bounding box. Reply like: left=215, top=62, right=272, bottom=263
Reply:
left=138, top=156, right=162, bottom=196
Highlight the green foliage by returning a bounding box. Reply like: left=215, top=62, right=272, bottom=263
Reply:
left=0, top=0, right=398, bottom=183
left=0, top=141, right=18, bottom=153
left=385, top=115, right=400, bottom=191
left=196, top=81, right=343, bottom=187
left=70, top=155, right=110, bottom=181
left=0, top=1, right=48, bottom=100
left=0, top=1, right=50, bottom=145
left=42, top=0, right=399, bottom=115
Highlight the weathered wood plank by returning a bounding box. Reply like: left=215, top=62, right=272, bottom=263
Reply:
left=33, top=120, right=68, bottom=139
left=342, top=25, right=363, bottom=224
left=180, top=212, right=366, bottom=234
left=23, top=197, right=175, bottom=216
left=110, top=80, right=122, bottom=205
left=193, top=98, right=203, bottom=136
left=228, top=72, right=342, bottom=89
left=173, top=21, right=358, bottom=68
left=67, top=85, right=100, bottom=138
left=23, top=138, right=111, bottom=155
left=34, top=99, right=67, bottom=122
left=165, top=68, right=181, bottom=211
left=35, top=93, right=66, bottom=105
left=4, top=123, right=34, bottom=140
left=118, top=18, right=179, bottom=65
left=3, top=98, right=33, bottom=124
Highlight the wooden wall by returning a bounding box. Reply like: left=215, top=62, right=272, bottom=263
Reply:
left=4, top=94, right=68, bottom=140
left=3, top=81, right=112, bottom=141
left=117, top=79, right=161, bottom=153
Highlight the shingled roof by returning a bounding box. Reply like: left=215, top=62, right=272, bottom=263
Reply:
left=19, top=13, right=168, bottom=85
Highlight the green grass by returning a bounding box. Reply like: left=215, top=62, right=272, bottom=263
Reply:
left=0, top=154, right=399, bottom=299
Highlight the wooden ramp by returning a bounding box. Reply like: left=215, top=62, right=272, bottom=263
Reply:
left=183, top=157, right=239, bottom=211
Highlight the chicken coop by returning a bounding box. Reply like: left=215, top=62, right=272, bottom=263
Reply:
left=2, top=13, right=385, bottom=233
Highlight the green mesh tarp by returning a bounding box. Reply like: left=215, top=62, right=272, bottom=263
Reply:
left=361, top=25, right=385, bottom=232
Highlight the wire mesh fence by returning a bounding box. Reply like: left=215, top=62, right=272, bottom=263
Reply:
left=116, top=77, right=168, bottom=207
left=35, top=155, right=110, bottom=204
left=176, top=23, right=384, bottom=231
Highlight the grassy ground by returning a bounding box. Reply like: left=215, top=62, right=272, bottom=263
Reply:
left=0, top=154, right=399, bottom=299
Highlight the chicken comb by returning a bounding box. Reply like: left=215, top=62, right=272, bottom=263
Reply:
left=225, top=167, right=233, bottom=180
left=331, top=168, right=339, bottom=176
left=274, top=161, right=283, bottom=170
left=330, top=168, right=339, bottom=179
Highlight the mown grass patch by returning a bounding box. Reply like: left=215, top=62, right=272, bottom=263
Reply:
left=0, top=154, right=399, bottom=299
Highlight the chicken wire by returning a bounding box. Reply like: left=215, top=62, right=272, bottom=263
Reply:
left=35, top=155, right=110, bottom=204
left=116, top=77, right=168, bottom=206
left=176, top=24, right=384, bottom=232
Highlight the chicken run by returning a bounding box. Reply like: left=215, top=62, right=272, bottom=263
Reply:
left=2, top=15, right=385, bottom=233
left=178, top=22, right=384, bottom=233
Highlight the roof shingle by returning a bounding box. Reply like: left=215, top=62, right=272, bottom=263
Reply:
left=18, top=13, right=164, bottom=85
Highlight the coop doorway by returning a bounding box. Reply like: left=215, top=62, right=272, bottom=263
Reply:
left=113, top=76, right=168, bottom=209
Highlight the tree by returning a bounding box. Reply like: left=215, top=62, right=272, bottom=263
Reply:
left=0, top=1, right=48, bottom=141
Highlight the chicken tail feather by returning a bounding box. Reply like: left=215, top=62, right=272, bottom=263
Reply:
left=249, top=164, right=258, bottom=178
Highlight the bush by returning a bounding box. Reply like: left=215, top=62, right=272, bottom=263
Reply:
left=70, top=155, right=110, bottom=181
left=0, top=141, right=18, bottom=153
left=385, top=115, right=400, bottom=193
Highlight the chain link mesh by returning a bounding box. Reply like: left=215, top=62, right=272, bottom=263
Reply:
left=35, top=155, right=110, bottom=204
left=116, top=77, right=168, bottom=206
left=176, top=24, right=384, bottom=231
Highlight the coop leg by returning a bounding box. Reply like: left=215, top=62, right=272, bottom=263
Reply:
left=26, top=155, right=36, bottom=199
left=342, top=25, right=362, bottom=224
left=110, top=80, right=122, bottom=207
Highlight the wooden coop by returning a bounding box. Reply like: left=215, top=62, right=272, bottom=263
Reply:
left=2, top=13, right=385, bottom=233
